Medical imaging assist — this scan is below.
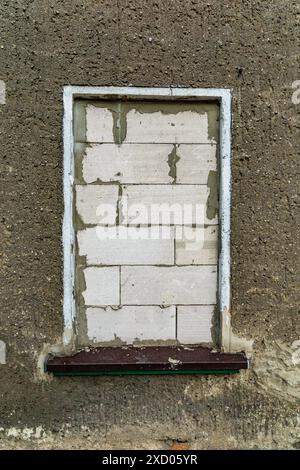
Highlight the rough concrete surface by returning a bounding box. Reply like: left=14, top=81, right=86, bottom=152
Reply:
left=0, top=0, right=299, bottom=449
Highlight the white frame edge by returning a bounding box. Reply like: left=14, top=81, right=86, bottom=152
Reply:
left=62, top=86, right=232, bottom=352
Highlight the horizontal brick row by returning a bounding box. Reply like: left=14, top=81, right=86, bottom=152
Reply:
left=86, top=306, right=176, bottom=343
left=85, top=305, right=214, bottom=345
left=77, top=226, right=218, bottom=265
left=82, top=266, right=217, bottom=306
left=78, top=143, right=216, bottom=184
left=84, top=104, right=215, bottom=143
left=75, top=184, right=218, bottom=226
left=121, top=265, right=217, bottom=305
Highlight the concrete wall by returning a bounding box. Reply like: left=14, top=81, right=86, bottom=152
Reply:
left=0, top=0, right=299, bottom=449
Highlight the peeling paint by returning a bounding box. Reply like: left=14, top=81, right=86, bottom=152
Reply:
left=168, top=357, right=182, bottom=366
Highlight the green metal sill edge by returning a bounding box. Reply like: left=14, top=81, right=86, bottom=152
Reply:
left=46, top=345, right=248, bottom=377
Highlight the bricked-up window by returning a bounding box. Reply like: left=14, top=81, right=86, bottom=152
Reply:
left=74, top=97, right=219, bottom=346
left=46, top=87, right=248, bottom=374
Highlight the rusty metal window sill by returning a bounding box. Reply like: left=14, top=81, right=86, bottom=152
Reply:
left=46, top=346, right=248, bottom=376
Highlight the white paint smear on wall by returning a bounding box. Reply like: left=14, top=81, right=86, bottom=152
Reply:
left=0, top=80, right=6, bottom=104
left=0, top=340, right=6, bottom=364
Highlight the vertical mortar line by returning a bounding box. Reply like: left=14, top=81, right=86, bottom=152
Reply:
left=174, top=226, right=176, bottom=265
left=175, top=305, right=178, bottom=341
left=119, top=265, right=122, bottom=306
left=175, top=143, right=178, bottom=183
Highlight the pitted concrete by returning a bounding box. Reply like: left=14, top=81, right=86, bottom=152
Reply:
left=0, top=0, right=299, bottom=449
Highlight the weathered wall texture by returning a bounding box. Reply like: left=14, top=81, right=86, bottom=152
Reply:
left=0, top=0, right=299, bottom=449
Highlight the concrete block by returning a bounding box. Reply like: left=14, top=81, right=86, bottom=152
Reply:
left=75, top=184, right=119, bottom=225
left=86, top=306, right=176, bottom=343
left=176, top=144, right=217, bottom=184
left=176, top=226, right=218, bottom=265
left=122, top=185, right=218, bottom=225
left=177, top=306, right=214, bottom=344
left=86, top=105, right=114, bottom=142
left=82, top=267, right=119, bottom=306
left=77, top=226, right=174, bottom=265
left=124, top=109, right=210, bottom=143
left=81, top=143, right=173, bottom=184
left=121, top=266, right=217, bottom=305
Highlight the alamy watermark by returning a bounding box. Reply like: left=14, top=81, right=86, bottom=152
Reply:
left=94, top=200, right=208, bottom=242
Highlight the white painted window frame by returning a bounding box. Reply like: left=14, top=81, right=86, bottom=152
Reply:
left=62, top=86, right=232, bottom=351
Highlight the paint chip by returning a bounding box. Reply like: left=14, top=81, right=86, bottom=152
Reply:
left=169, top=442, right=191, bottom=450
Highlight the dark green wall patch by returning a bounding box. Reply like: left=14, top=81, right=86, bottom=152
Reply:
left=206, top=170, right=218, bottom=220
left=167, top=144, right=180, bottom=183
